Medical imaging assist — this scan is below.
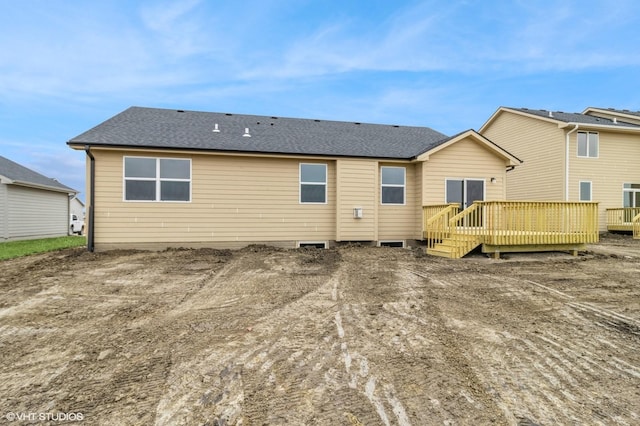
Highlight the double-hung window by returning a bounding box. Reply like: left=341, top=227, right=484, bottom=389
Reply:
left=300, top=163, right=327, bottom=203
left=577, top=131, right=598, bottom=158
left=124, top=157, right=191, bottom=201
left=381, top=166, right=405, bottom=204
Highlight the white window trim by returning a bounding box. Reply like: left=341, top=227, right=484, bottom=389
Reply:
left=622, top=183, right=640, bottom=208
left=577, top=131, right=599, bottom=158
left=579, top=180, right=592, bottom=201
left=123, top=156, right=192, bottom=202
left=299, top=163, right=328, bottom=204
left=381, top=166, right=406, bottom=205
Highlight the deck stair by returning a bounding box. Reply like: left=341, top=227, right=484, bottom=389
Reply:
left=427, top=234, right=482, bottom=259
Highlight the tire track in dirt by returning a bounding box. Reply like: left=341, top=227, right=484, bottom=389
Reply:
left=330, top=268, right=411, bottom=426
left=431, top=268, right=640, bottom=425
left=155, top=249, right=346, bottom=425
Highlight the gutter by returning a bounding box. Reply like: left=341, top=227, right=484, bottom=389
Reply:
left=84, top=145, right=95, bottom=252
left=565, top=124, right=580, bottom=201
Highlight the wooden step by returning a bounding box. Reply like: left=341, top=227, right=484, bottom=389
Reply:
left=426, top=236, right=482, bottom=259
left=426, top=248, right=456, bottom=258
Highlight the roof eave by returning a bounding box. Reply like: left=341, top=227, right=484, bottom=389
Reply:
left=480, top=107, right=561, bottom=132
left=69, top=141, right=415, bottom=161
left=10, top=180, right=78, bottom=194
left=416, top=129, right=522, bottom=166
left=558, top=122, right=640, bottom=133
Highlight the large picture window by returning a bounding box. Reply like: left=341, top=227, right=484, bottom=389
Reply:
left=577, top=131, right=598, bottom=158
left=124, top=157, right=191, bottom=201
left=300, top=163, right=327, bottom=203
left=381, top=166, right=405, bottom=204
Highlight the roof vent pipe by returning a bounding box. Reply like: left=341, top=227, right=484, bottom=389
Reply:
left=212, top=123, right=220, bottom=132
left=548, top=111, right=554, bottom=118
left=243, top=127, right=251, bottom=137
left=613, top=117, right=618, bottom=124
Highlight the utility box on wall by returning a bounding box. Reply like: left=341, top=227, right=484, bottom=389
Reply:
left=353, top=207, right=363, bottom=219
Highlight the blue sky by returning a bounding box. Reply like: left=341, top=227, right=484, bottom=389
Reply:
left=2, top=0, right=640, bottom=200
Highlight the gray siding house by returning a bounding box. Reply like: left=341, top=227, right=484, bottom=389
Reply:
left=0, top=155, right=78, bottom=241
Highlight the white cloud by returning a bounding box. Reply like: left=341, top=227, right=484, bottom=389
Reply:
left=239, top=0, right=640, bottom=81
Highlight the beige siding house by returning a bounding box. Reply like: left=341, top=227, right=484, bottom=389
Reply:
left=480, top=107, right=640, bottom=232
left=68, top=107, right=520, bottom=251
left=0, top=155, right=78, bottom=241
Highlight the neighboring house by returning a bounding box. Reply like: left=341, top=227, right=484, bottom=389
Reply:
left=70, top=196, right=85, bottom=219
left=67, top=107, right=520, bottom=251
left=582, top=107, right=640, bottom=126
left=0, top=155, right=78, bottom=241
left=480, top=107, right=640, bottom=231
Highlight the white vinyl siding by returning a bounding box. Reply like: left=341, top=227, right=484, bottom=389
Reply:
left=5, top=185, right=69, bottom=240
left=0, top=183, right=7, bottom=239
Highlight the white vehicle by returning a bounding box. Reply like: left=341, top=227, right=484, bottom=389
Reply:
left=70, top=214, right=85, bottom=235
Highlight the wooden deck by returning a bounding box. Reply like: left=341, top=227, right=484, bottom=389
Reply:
left=606, top=208, right=640, bottom=239
left=424, top=201, right=600, bottom=258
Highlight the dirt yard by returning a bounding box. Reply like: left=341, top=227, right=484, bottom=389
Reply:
left=1, top=234, right=639, bottom=425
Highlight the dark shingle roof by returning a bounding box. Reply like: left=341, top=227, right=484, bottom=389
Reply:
left=594, top=107, right=640, bottom=118
left=67, top=107, right=451, bottom=159
left=511, top=108, right=640, bottom=128
left=0, top=155, right=76, bottom=192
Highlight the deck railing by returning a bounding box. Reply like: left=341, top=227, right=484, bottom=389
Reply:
left=424, top=201, right=599, bottom=249
left=423, top=203, right=459, bottom=250
left=606, top=208, right=640, bottom=236
left=634, top=213, right=640, bottom=239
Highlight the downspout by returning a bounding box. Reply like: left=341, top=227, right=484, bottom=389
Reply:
left=84, top=145, right=95, bottom=252
left=565, top=124, right=579, bottom=201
